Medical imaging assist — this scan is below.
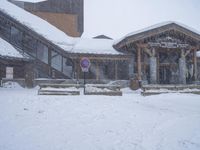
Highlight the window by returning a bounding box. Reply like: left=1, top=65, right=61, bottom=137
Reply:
left=0, top=19, right=10, bottom=40
left=51, top=51, right=62, bottom=71
left=63, top=57, right=73, bottom=77
left=23, top=34, right=37, bottom=57
left=37, top=42, right=48, bottom=64
left=103, top=65, right=109, bottom=76
left=10, top=26, right=22, bottom=47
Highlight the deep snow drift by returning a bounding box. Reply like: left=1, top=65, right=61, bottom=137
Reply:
left=0, top=87, right=200, bottom=150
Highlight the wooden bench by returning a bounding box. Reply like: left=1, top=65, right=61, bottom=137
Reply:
left=142, top=84, right=200, bottom=96
left=38, top=84, right=81, bottom=95
left=84, top=84, right=122, bottom=96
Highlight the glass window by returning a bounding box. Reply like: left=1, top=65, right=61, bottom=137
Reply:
left=63, top=57, right=73, bottom=77
left=37, top=42, right=48, bottom=64
left=0, top=19, right=10, bottom=40
left=10, top=26, right=22, bottom=47
left=51, top=51, right=62, bottom=71
left=23, top=34, right=37, bottom=57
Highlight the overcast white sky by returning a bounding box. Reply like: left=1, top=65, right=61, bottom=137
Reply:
left=83, top=0, right=200, bottom=39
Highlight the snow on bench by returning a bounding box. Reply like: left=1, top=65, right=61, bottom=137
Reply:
left=85, top=84, right=122, bottom=96
left=38, top=84, right=81, bottom=95
left=142, top=84, right=200, bottom=96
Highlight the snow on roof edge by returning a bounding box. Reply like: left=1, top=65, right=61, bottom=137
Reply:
left=0, top=37, right=28, bottom=59
left=72, top=38, right=123, bottom=55
left=114, top=21, right=200, bottom=45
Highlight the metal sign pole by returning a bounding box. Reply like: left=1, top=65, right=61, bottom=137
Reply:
left=80, top=57, right=90, bottom=95
left=84, top=72, right=86, bottom=95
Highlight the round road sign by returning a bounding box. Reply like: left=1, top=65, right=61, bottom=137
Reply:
left=80, top=57, right=91, bottom=72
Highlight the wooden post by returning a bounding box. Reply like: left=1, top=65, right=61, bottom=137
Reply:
left=115, top=60, right=118, bottom=80
left=137, top=46, right=142, bottom=80
left=194, top=49, right=198, bottom=81
left=96, top=62, right=100, bottom=81
left=179, top=49, right=186, bottom=84
left=76, top=59, right=80, bottom=81
left=157, top=49, right=160, bottom=84
left=48, top=49, right=52, bottom=77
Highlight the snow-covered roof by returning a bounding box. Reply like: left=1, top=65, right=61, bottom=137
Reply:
left=114, top=21, right=200, bottom=45
left=0, top=37, right=26, bottom=59
left=0, top=0, right=76, bottom=51
left=0, top=1, right=124, bottom=56
left=11, top=0, right=47, bottom=3
left=197, top=51, right=200, bottom=58
left=72, top=38, right=122, bottom=55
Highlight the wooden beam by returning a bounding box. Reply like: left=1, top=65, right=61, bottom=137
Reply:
left=137, top=46, right=142, bottom=80
left=115, top=60, right=118, bottom=80
left=157, top=50, right=160, bottom=83
left=96, top=62, right=100, bottom=81
left=183, top=49, right=192, bottom=57
left=76, top=59, right=80, bottom=81
left=194, top=49, right=198, bottom=81
left=143, top=48, right=152, bottom=56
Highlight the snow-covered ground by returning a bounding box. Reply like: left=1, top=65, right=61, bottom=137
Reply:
left=0, top=86, right=200, bottom=150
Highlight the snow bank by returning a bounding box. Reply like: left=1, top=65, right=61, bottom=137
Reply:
left=0, top=37, right=25, bottom=58
left=0, top=0, right=76, bottom=51
left=2, top=81, right=23, bottom=89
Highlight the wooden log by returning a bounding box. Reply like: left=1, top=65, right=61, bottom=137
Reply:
left=115, top=60, right=118, bottom=80
left=96, top=62, right=100, bottom=81
left=194, top=49, right=198, bottom=81
left=137, top=46, right=142, bottom=80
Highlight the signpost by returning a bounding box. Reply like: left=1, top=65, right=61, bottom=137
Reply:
left=80, top=57, right=91, bottom=94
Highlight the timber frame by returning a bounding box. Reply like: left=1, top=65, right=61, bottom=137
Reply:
left=114, top=22, right=200, bottom=85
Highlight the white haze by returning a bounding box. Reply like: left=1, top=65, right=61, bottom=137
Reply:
left=83, top=0, right=200, bottom=39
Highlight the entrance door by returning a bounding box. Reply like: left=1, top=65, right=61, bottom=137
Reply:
left=159, top=65, right=171, bottom=84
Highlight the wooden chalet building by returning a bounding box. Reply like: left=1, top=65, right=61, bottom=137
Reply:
left=0, top=1, right=200, bottom=88
left=114, top=22, right=200, bottom=85
left=0, top=0, right=131, bottom=87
